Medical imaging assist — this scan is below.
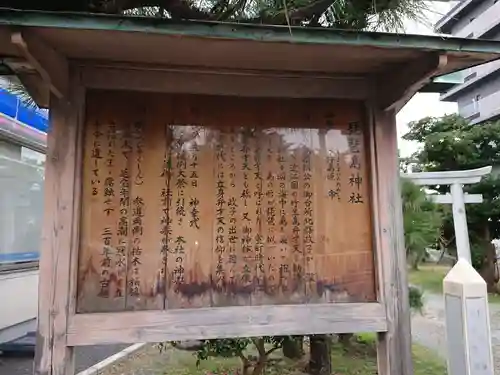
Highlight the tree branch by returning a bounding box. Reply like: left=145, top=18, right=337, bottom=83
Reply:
left=246, top=0, right=333, bottom=25
left=4, top=0, right=415, bottom=27
left=237, top=351, right=249, bottom=364
left=252, top=338, right=266, bottom=357
left=265, top=345, right=282, bottom=356
left=118, top=0, right=212, bottom=19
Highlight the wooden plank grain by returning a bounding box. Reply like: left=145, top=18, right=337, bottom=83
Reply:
left=304, top=100, right=376, bottom=303
left=371, top=107, right=413, bottom=375
left=34, top=71, right=82, bottom=375
left=126, top=98, right=166, bottom=310
left=81, top=65, right=370, bottom=100
left=76, top=92, right=378, bottom=313
left=166, top=96, right=214, bottom=308
left=67, top=302, right=387, bottom=345
left=77, top=92, right=128, bottom=312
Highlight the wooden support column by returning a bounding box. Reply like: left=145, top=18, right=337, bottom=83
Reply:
left=34, top=69, right=84, bottom=375
left=371, top=108, right=413, bottom=375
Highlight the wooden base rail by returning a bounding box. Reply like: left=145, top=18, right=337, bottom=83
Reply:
left=67, top=303, right=387, bottom=346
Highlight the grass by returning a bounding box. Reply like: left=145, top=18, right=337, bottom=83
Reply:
left=408, top=264, right=500, bottom=303
left=408, top=265, right=449, bottom=294
left=99, top=335, right=446, bottom=375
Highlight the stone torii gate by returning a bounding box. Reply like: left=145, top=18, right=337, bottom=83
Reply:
left=402, top=165, right=494, bottom=375
left=401, top=165, right=492, bottom=263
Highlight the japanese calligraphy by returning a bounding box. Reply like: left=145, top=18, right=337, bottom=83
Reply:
left=347, top=121, right=364, bottom=204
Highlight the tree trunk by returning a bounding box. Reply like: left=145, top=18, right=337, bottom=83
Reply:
left=251, top=360, right=266, bottom=375
left=338, top=333, right=353, bottom=350
left=308, top=335, right=331, bottom=375
left=242, top=360, right=251, bottom=375
left=479, top=225, right=499, bottom=293
left=437, top=235, right=448, bottom=264
left=248, top=338, right=268, bottom=375
left=282, top=336, right=304, bottom=359
left=411, top=257, right=419, bottom=270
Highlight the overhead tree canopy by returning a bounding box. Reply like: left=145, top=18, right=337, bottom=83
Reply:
left=4, top=0, right=426, bottom=30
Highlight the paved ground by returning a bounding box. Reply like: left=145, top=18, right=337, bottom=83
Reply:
left=0, top=344, right=128, bottom=375
left=411, top=292, right=500, bottom=370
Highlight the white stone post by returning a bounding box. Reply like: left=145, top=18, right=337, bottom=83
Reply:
left=443, top=259, right=494, bottom=375
left=449, top=182, right=472, bottom=263
left=402, top=166, right=494, bottom=375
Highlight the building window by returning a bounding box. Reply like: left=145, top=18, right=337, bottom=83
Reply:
left=0, top=141, right=45, bottom=271
left=464, top=68, right=477, bottom=81
left=472, top=94, right=481, bottom=113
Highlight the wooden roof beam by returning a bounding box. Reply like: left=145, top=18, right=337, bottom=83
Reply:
left=2, top=57, right=50, bottom=107
left=10, top=30, right=68, bottom=105
left=376, top=52, right=448, bottom=113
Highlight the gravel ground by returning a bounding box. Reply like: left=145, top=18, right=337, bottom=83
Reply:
left=0, top=344, right=128, bottom=375
left=411, top=292, right=500, bottom=370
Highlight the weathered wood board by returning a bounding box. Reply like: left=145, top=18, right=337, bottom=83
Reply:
left=77, top=91, right=376, bottom=312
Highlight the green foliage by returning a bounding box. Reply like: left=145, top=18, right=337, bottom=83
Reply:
left=470, top=242, right=487, bottom=271
left=408, top=285, right=424, bottom=312
left=408, top=265, right=448, bottom=294
left=403, top=114, right=500, bottom=278
left=193, top=336, right=287, bottom=375
left=8, top=0, right=427, bottom=32
left=195, top=338, right=251, bottom=364
left=6, top=1, right=430, bottom=111
left=401, top=179, right=444, bottom=269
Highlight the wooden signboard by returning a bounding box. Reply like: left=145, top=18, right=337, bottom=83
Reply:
left=20, top=13, right=495, bottom=375
left=77, top=91, right=376, bottom=313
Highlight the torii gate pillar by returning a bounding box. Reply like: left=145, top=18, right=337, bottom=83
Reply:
left=402, top=166, right=492, bottom=263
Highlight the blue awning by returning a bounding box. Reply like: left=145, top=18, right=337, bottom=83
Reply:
left=0, top=88, right=48, bottom=133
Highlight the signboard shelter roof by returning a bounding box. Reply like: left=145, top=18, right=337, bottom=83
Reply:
left=0, top=8, right=498, bottom=108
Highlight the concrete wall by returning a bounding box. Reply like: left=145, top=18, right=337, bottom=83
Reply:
left=441, top=0, right=500, bottom=122
left=457, top=75, right=500, bottom=123
left=450, top=0, right=500, bottom=37
left=457, top=73, right=500, bottom=107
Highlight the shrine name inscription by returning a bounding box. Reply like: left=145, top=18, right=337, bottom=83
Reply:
left=77, top=91, right=376, bottom=313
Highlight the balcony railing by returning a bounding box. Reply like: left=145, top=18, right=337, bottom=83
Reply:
left=459, top=101, right=479, bottom=119
left=441, top=59, right=500, bottom=101
left=460, top=91, right=500, bottom=123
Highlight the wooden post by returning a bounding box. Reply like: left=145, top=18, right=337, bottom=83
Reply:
left=34, top=70, right=83, bottom=375
left=444, top=259, right=494, bottom=375
left=372, top=108, right=413, bottom=375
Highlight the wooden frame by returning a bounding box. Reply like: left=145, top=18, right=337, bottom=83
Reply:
left=33, top=62, right=411, bottom=375
left=34, top=68, right=84, bottom=375
left=67, top=303, right=387, bottom=345
left=79, top=63, right=370, bottom=100
left=370, top=107, right=413, bottom=375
